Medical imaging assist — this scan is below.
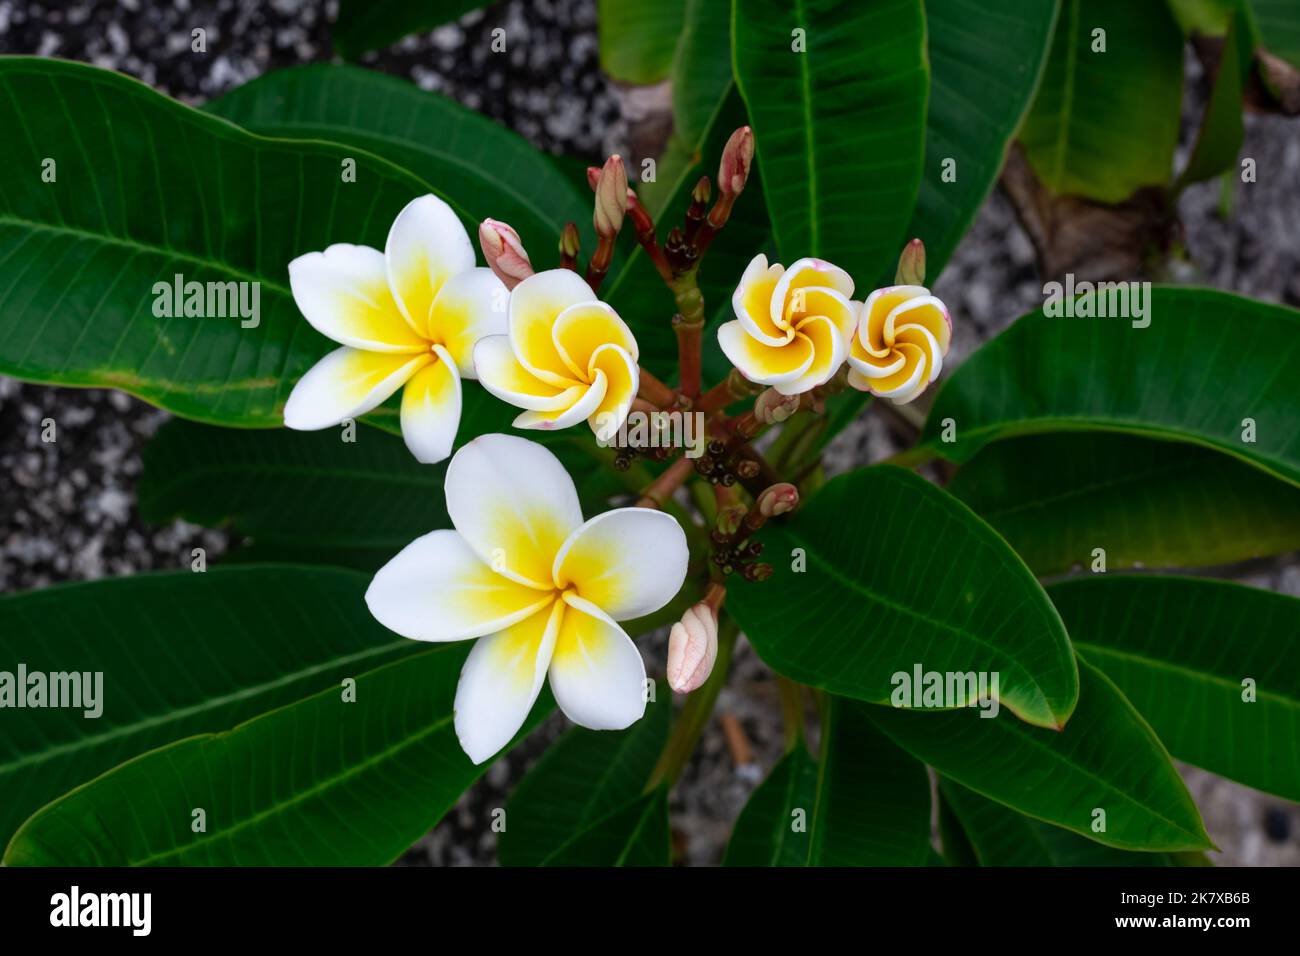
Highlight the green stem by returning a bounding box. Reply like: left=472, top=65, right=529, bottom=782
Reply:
left=776, top=676, right=805, bottom=753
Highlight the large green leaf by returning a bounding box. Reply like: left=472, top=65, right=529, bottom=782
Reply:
left=0, top=566, right=431, bottom=859
left=1018, top=0, right=1184, bottom=201
left=0, top=58, right=446, bottom=426
left=920, top=288, right=1300, bottom=487
left=597, top=0, right=688, bottom=84
left=732, top=0, right=928, bottom=284
left=728, top=465, right=1078, bottom=729
left=903, top=0, right=1059, bottom=281
left=940, top=779, right=1200, bottom=866
left=539, top=788, right=671, bottom=866
left=669, top=0, right=735, bottom=151
left=726, top=698, right=931, bottom=865
left=204, top=64, right=591, bottom=264
left=947, top=433, right=1300, bottom=576
left=333, top=0, right=490, bottom=59
left=4, top=646, right=549, bottom=865
left=1050, top=575, right=1300, bottom=802
left=499, top=690, right=670, bottom=866
left=867, top=659, right=1213, bottom=852
left=1175, top=9, right=1249, bottom=192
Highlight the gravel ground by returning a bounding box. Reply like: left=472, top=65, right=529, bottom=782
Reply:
left=1, top=0, right=1296, bottom=866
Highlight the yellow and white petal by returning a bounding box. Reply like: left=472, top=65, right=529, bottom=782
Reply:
left=553, top=300, right=639, bottom=378
left=731, top=253, right=790, bottom=345
left=429, top=267, right=509, bottom=379
left=847, top=333, right=906, bottom=379
left=384, top=194, right=476, bottom=340
left=865, top=342, right=928, bottom=403
left=771, top=257, right=855, bottom=325
left=474, top=335, right=579, bottom=411
left=894, top=322, right=944, bottom=384
left=454, top=599, right=562, bottom=764
left=365, top=529, right=554, bottom=642
left=887, top=293, right=952, bottom=356
left=773, top=314, right=847, bottom=396
left=786, top=286, right=857, bottom=343
left=284, top=346, right=429, bottom=431
left=717, top=319, right=814, bottom=386
left=399, top=344, right=461, bottom=464
left=512, top=370, right=608, bottom=431
left=444, top=433, right=584, bottom=589
left=549, top=594, right=647, bottom=731
left=289, top=244, right=429, bottom=353
left=858, top=285, right=927, bottom=356
left=587, top=344, right=638, bottom=442
left=553, top=508, right=689, bottom=621
left=508, top=269, right=595, bottom=388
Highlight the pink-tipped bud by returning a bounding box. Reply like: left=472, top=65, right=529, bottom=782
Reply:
left=754, top=387, right=800, bottom=425
left=895, top=238, right=926, bottom=286
left=593, top=154, right=629, bottom=239
left=586, top=165, right=602, bottom=192
left=757, top=482, right=799, bottom=518
left=478, top=219, right=534, bottom=290
left=667, top=602, right=719, bottom=694
left=718, top=126, right=754, bottom=198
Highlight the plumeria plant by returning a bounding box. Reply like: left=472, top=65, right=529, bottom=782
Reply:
left=2, top=0, right=1299, bottom=871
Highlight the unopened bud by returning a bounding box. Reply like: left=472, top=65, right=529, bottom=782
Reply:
left=895, top=238, right=926, bottom=286
left=593, top=154, right=629, bottom=239
left=586, top=165, right=602, bottom=192
left=756, top=482, right=798, bottom=518
left=559, top=222, right=581, bottom=259
left=667, top=602, right=719, bottom=694
left=692, top=176, right=712, bottom=206
left=716, top=503, right=748, bottom=537
left=754, top=387, right=800, bottom=424
left=718, top=126, right=754, bottom=198
left=478, top=219, right=533, bottom=289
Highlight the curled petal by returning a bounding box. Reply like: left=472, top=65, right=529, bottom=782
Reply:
left=718, top=319, right=814, bottom=386
left=771, top=257, right=855, bottom=326
left=365, top=529, right=554, bottom=642
left=895, top=322, right=944, bottom=384
left=587, top=344, right=639, bottom=441
left=288, top=244, right=428, bottom=352
left=385, top=194, right=475, bottom=340
left=862, top=342, right=928, bottom=403
left=732, top=253, right=791, bottom=345
left=445, top=433, right=584, bottom=589
left=772, top=314, right=846, bottom=396
left=858, top=285, right=928, bottom=356
left=429, top=267, right=509, bottom=379
left=553, top=300, right=639, bottom=379
left=509, top=269, right=595, bottom=388
left=474, top=335, right=579, bottom=411
left=399, top=345, right=461, bottom=465
left=549, top=594, right=647, bottom=731
left=553, top=507, right=689, bottom=621
left=848, top=333, right=906, bottom=379
left=512, top=370, right=608, bottom=431
left=283, top=347, right=429, bottom=431
left=887, top=293, right=952, bottom=356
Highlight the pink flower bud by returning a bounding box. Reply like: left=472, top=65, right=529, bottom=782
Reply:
left=586, top=165, right=602, bottom=192
left=756, top=483, right=798, bottom=518
left=718, top=126, right=754, bottom=198
left=593, top=154, right=629, bottom=239
left=478, top=219, right=533, bottom=289
left=667, top=602, right=719, bottom=694
left=895, top=238, right=926, bottom=286
left=753, top=387, right=800, bottom=424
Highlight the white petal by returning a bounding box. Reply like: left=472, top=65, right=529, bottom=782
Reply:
left=399, top=344, right=461, bottom=464
left=717, top=319, right=813, bottom=386
left=429, top=267, right=509, bottom=378
left=771, top=257, right=855, bottom=328
left=283, top=347, right=428, bottom=431
left=553, top=508, right=689, bottom=621
left=552, top=300, right=639, bottom=377
left=444, top=433, right=584, bottom=589
left=365, top=529, right=553, bottom=642
left=474, top=335, right=579, bottom=411
left=512, top=370, right=608, bottom=432
left=454, top=600, right=561, bottom=764
left=549, top=595, right=647, bottom=731
left=289, top=244, right=428, bottom=352
left=508, top=269, right=595, bottom=388
left=385, top=194, right=475, bottom=340
left=773, top=314, right=847, bottom=396
left=732, top=253, right=791, bottom=345
left=587, top=344, right=638, bottom=442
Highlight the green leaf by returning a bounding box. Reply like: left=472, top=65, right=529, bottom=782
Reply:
left=732, top=0, right=928, bottom=284
left=332, top=0, right=490, bottom=59
left=0, top=568, right=457, bottom=862
left=1247, top=0, right=1300, bottom=69
left=940, top=778, right=1200, bottom=866
left=1050, top=575, right=1300, bottom=802
left=920, top=288, right=1300, bottom=487
left=947, top=433, right=1300, bottom=576
left=597, top=0, right=688, bottom=84
left=903, top=0, right=1059, bottom=281
left=5, top=646, right=550, bottom=865
left=1175, top=10, right=1249, bottom=192
left=500, top=691, right=671, bottom=866
left=204, top=64, right=591, bottom=263
left=669, top=0, right=735, bottom=149
left=867, top=659, right=1213, bottom=852
left=540, top=788, right=671, bottom=866
left=723, top=745, right=818, bottom=865
left=728, top=465, right=1078, bottom=729
left=0, top=58, right=445, bottom=426
left=1018, top=0, right=1184, bottom=201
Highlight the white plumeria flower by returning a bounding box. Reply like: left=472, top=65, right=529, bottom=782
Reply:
left=472, top=269, right=640, bottom=441
left=846, top=285, right=952, bottom=405
left=283, top=194, right=508, bottom=464
left=365, top=433, right=689, bottom=764
left=718, top=254, right=855, bottom=396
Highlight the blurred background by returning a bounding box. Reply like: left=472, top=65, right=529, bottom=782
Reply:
left=0, top=0, right=1296, bottom=865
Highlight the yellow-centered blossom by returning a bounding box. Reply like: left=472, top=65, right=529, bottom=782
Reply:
left=847, top=285, right=952, bottom=405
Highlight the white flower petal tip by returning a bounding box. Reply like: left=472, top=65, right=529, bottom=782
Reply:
left=722, top=253, right=854, bottom=393
left=666, top=603, right=719, bottom=694
left=367, top=434, right=692, bottom=762
left=848, top=285, right=952, bottom=405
